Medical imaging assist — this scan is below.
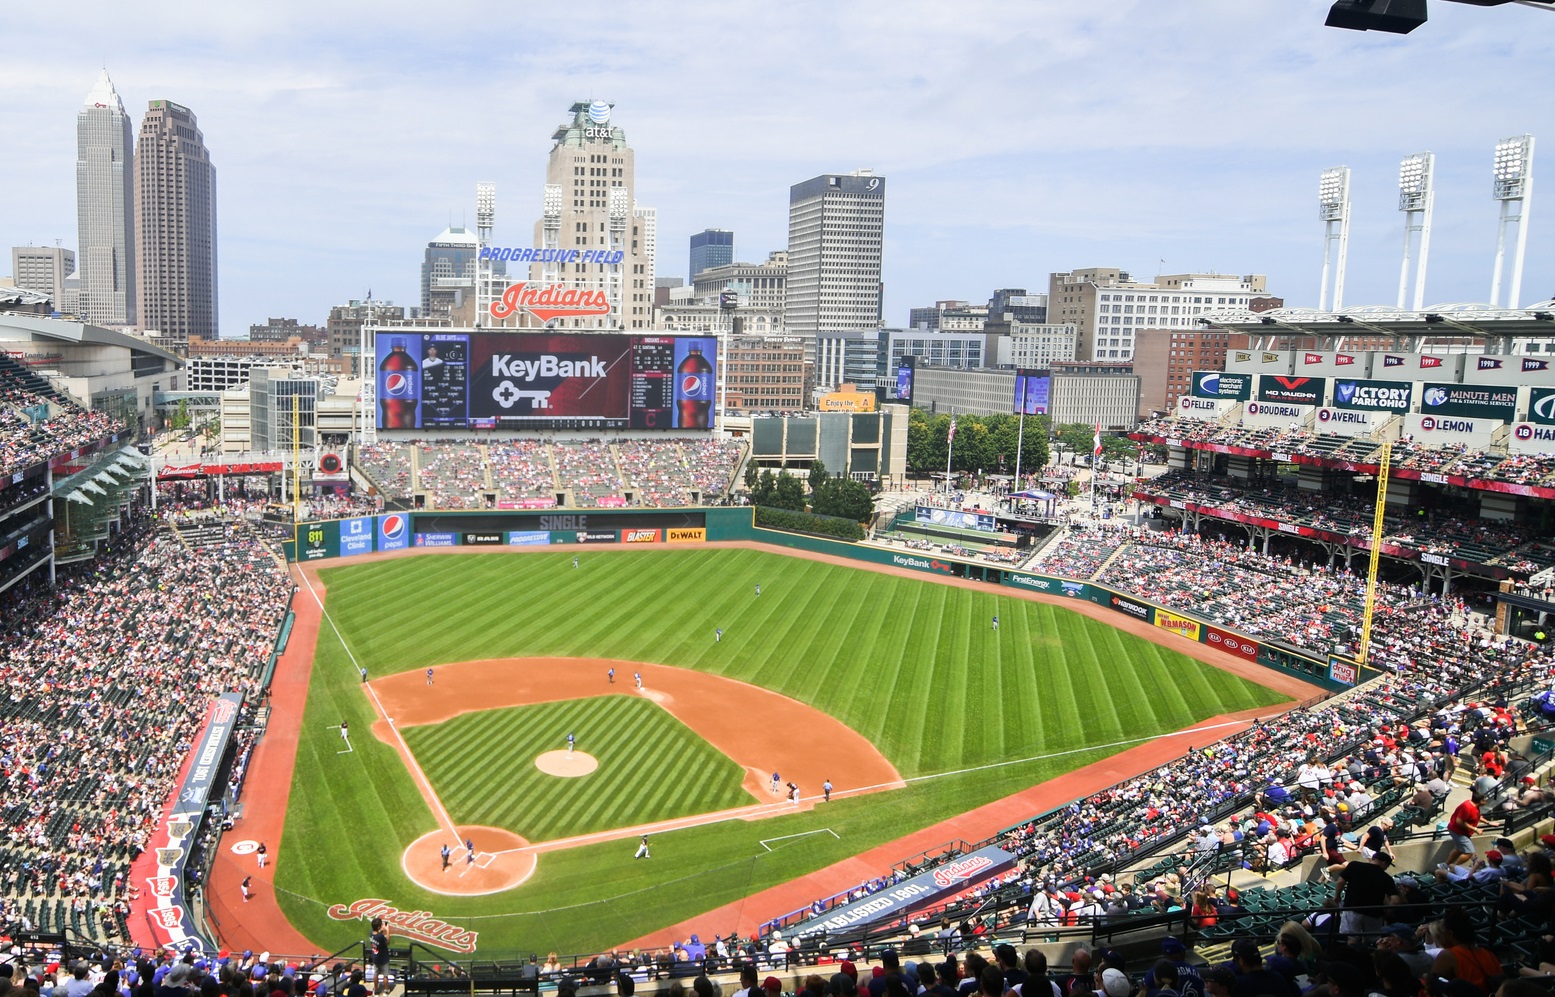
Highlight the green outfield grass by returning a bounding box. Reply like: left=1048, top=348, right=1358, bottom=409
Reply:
left=403, top=696, right=752, bottom=841
left=273, top=547, right=1289, bottom=957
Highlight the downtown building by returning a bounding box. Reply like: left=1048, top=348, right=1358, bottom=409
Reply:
left=784, top=171, right=885, bottom=358
left=498, top=100, right=654, bottom=330
left=75, top=70, right=137, bottom=328
left=135, top=99, right=218, bottom=350
left=10, top=247, right=75, bottom=313
left=1048, top=269, right=1269, bottom=362
left=689, top=228, right=733, bottom=282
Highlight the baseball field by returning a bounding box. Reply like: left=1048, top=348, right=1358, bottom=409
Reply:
left=270, top=546, right=1290, bottom=957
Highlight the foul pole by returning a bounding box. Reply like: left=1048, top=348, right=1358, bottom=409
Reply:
left=1357, top=440, right=1392, bottom=666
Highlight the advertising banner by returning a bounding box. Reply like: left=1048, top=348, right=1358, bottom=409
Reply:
left=666, top=527, right=707, bottom=543
left=145, top=692, right=244, bottom=951
left=375, top=332, right=718, bottom=431
left=1153, top=609, right=1202, bottom=641
left=506, top=531, right=551, bottom=545
left=1328, top=656, right=1359, bottom=686
left=338, top=516, right=374, bottom=557
left=891, top=357, right=916, bottom=404
left=299, top=521, right=339, bottom=561
left=1257, top=375, right=1325, bottom=406
left=791, top=845, right=1016, bottom=939
left=1331, top=378, right=1412, bottom=413
left=621, top=528, right=662, bottom=543
left=1013, top=369, right=1050, bottom=416
left=1005, top=573, right=1063, bottom=594
left=916, top=506, right=996, bottom=532
left=377, top=514, right=410, bottom=552
left=576, top=530, right=619, bottom=543
left=462, top=532, right=503, bottom=545
left=888, top=552, right=957, bottom=575
left=1204, top=623, right=1259, bottom=661
left=1419, top=382, right=1517, bottom=422
left=1190, top=371, right=1252, bottom=401
left=1528, top=387, right=1555, bottom=427
left=414, top=532, right=459, bottom=547
left=1107, top=593, right=1155, bottom=624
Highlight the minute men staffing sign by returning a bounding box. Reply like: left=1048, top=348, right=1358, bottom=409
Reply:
left=1420, top=382, right=1517, bottom=422
left=375, top=332, right=718, bottom=431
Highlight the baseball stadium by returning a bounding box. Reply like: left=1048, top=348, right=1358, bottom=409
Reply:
left=8, top=300, right=1555, bottom=997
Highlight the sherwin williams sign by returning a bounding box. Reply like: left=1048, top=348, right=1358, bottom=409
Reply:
left=1257, top=375, right=1325, bottom=406
left=1420, top=382, right=1517, bottom=422
left=1331, top=379, right=1412, bottom=413
left=1190, top=370, right=1251, bottom=400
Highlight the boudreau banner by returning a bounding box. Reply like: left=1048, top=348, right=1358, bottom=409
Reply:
left=792, top=845, right=1017, bottom=938
left=145, top=693, right=243, bottom=950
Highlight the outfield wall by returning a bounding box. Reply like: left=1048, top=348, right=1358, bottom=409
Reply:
left=287, top=507, right=1360, bottom=691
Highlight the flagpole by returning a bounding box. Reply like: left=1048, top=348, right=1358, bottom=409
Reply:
left=1014, top=412, right=1025, bottom=492
left=1089, top=421, right=1100, bottom=517
left=945, top=416, right=956, bottom=494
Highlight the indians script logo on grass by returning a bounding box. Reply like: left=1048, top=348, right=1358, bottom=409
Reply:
left=932, top=855, right=994, bottom=887
left=328, top=899, right=479, bottom=954
left=489, top=282, right=612, bottom=323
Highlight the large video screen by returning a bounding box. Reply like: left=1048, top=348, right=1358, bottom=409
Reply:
left=375, top=332, right=717, bottom=431
left=1012, top=369, right=1049, bottom=416
left=889, top=356, right=915, bottom=404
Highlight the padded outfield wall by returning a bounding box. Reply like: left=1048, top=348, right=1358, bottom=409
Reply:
left=285, top=507, right=1363, bottom=691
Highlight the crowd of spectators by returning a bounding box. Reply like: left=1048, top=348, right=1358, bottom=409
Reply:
left=617, top=440, right=696, bottom=507
left=488, top=440, right=556, bottom=503
left=0, top=516, right=294, bottom=946
left=355, top=443, right=412, bottom=498
left=416, top=444, right=488, bottom=509
left=1, top=389, right=124, bottom=478
left=551, top=441, right=627, bottom=507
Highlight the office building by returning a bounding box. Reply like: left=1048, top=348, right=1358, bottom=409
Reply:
left=988, top=289, right=1047, bottom=323
left=421, top=226, right=487, bottom=321
left=784, top=171, right=885, bottom=349
left=815, top=330, right=882, bottom=392
left=722, top=335, right=807, bottom=414
left=1131, top=327, right=1238, bottom=417
left=881, top=327, right=992, bottom=373
left=997, top=323, right=1078, bottom=369
left=75, top=70, right=136, bottom=327
left=908, top=300, right=988, bottom=331
left=249, top=316, right=325, bottom=346
left=11, top=247, right=75, bottom=311
left=635, top=206, right=657, bottom=314
left=135, top=99, right=218, bottom=348
left=1048, top=269, right=1267, bottom=362
left=1049, top=361, right=1140, bottom=430
left=691, top=252, right=787, bottom=312
left=910, top=367, right=1018, bottom=417
left=518, top=100, right=653, bottom=330
left=185, top=354, right=302, bottom=392
left=689, top=228, right=733, bottom=282
left=249, top=367, right=318, bottom=451
left=326, top=299, right=405, bottom=374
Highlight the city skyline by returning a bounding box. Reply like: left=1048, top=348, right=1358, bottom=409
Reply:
left=1, top=2, right=1551, bottom=337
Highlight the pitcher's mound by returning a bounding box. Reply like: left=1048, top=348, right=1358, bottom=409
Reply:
left=402, top=825, right=535, bottom=895
left=536, top=750, right=599, bottom=777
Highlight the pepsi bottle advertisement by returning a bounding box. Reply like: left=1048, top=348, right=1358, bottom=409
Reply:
left=377, top=337, right=421, bottom=430
left=672, top=336, right=717, bottom=429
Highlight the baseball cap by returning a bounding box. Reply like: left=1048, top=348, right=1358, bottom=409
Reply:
left=839, top=962, right=857, bottom=982
left=1230, top=939, right=1261, bottom=961
left=1161, top=937, right=1186, bottom=955
left=1542, top=834, right=1555, bottom=848
left=1100, top=969, right=1130, bottom=997
left=1382, top=924, right=1416, bottom=943
left=764, top=978, right=783, bottom=992
left=1487, top=850, right=1504, bottom=862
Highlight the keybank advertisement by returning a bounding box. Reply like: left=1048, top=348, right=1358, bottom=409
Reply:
left=1331, top=379, right=1412, bottom=413
left=375, top=333, right=717, bottom=431
left=1420, top=382, right=1517, bottom=421
left=1191, top=371, right=1252, bottom=401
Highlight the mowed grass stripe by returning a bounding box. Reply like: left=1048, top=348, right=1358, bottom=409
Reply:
left=403, top=695, right=749, bottom=841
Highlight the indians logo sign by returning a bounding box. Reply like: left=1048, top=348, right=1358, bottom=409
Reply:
left=490, top=282, right=611, bottom=323
left=328, top=899, right=479, bottom=954
left=932, top=855, right=994, bottom=888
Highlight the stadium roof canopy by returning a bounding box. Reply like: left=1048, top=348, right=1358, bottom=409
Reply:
left=1207, top=299, right=1555, bottom=353
left=0, top=312, right=183, bottom=365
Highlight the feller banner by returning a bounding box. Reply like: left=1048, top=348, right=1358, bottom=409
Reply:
left=1153, top=609, right=1201, bottom=641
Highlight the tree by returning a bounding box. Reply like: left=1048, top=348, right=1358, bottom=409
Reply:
left=830, top=478, right=875, bottom=522
left=743, top=458, right=759, bottom=492
left=808, top=459, right=829, bottom=500
left=772, top=471, right=806, bottom=511
left=753, top=469, right=777, bottom=506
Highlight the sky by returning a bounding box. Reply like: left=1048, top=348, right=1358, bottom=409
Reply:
left=1, top=1, right=1551, bottom=338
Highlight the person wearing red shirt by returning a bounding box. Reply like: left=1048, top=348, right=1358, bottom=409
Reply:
left=1445, top=788, right=1485, bottom=870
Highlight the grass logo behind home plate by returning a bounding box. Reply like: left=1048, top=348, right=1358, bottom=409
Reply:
left=327, top=899, right=479, bottom=954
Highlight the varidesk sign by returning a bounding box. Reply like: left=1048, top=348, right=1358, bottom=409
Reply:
left=1331, top=379, right=1412, bottom=413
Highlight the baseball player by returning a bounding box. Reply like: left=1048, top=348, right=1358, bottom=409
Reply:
left=823, top=779, right=833, bottom=803
left=240, top=876, right=252, bottom=901
left=788, top=782, right=799, bottom=805
left=755, top=584, right=761, bottom=596
left=340, top=721, right=350, bottom=744
left=634, top=835, right=650, bottom=860
left=715, top=627, right=722, bottom=643
left=257, top=842, right=267, bottom=868
left=635, top=671, right=643, bottom=690
left=573, top=556, right=579, bottom=569
left=608, top=667, right=615, bottom=684
left=465, top=838, right=475, bottom=866
left=567, top=732, right=576, bottom=755
left=771, top=772, right=780, bottom=795
left=426, top=668, right=434, bottom=685
left=440, top=844, right=451, bottom=871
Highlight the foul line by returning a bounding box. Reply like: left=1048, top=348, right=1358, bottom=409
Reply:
left=297, top=565, right=461, bottom=841
left=759, top=828, right=839, bottom=852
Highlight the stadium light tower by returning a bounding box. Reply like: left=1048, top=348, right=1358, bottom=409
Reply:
left=1397, top=153, right=1435, bottom=311
left=476, top=181, right=495, bottom=328
left=1490, top=135, right=1535, bottom=309
left=1318, top=167, right=1353, bottom=311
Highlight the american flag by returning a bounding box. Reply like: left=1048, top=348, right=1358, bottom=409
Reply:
left=947, top=418, right=957, bottom=443
left=1093, top=423, right=1102, bottom=457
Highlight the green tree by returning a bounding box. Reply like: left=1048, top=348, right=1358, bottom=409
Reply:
left=743, top=458, right=759, bottom=492
left=830, top=478, right=875, bottom=522
left=753, top=469, right=777, bottom=506
left=772, top=471, right=806, bottom=511
left=808, top=459, right=829, bottom=500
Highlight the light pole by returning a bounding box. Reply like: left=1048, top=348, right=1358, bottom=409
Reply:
left=1318, top=166, right=1352, bottom=312
left=1397, top=153, right=1435, bottom=311
left=1490, top=135, right=1535, bottom=309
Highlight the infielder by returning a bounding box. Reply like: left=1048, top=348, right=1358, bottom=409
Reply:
left=634, top=835, right=650, bottom=859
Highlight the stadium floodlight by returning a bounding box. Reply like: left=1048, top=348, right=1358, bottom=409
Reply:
left=1490, top=135, right=1536, bottom=309
left=1397, top=153, right=1435, bottom=311
left=1318, top=167, right=1353, bottom=312
left=476, top=182, right=496, bottom=328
